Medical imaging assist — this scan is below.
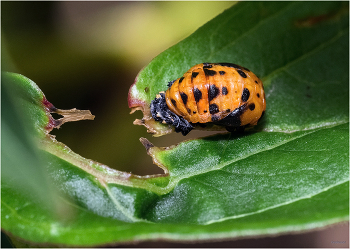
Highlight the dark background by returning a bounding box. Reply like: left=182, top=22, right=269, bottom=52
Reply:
left=1, top=2, right=348, bottom=248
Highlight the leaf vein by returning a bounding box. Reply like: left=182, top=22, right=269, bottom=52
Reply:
left=167, top=123, right=347, bottom=192
left=192, top=178, right=229, bottom=197
left=104, top=185, right=145, bottom=223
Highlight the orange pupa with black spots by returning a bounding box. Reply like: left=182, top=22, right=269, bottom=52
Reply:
left=150, top=63, right=266, bottom=136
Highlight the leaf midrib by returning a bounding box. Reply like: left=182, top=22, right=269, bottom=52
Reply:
left=2, top=180, right=347, bottom=231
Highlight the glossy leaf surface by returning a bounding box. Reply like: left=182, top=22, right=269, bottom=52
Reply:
left=2, top=1, right=349, bottom=246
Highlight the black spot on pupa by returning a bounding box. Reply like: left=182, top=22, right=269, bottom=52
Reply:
left=187, top=108, right=191, bottom=114
left=219, top=71, right=226, bottom=75
left=144, top=87, right=149, bottom=93
left=209, top=103, right=219, bottom=114
left=248, top=103, right=255, bottom=111
left=192, top=72, right=199, bottom=78
left=171, top=99, right=177, bottom=107
left=167, top=79, right=176, bottom=88
left=241, top=88, right=250, bottom=102
left=179, top=77, right=185, bottom=83
left=180, top=92, right=188, bottom=105
left=204, top=69, right=217, bottom=76
left=203, top=63, right=213, bottom=69
left=214, top=104, right=247, bottom=128
left=217, top=63, right=241, bottom=69
left=194, top=88, right=202, bottom=102
left=226, top=109, right=230, bottom=112
left=222, top=86, right=228, bottom=95
left=204, top=110, right=208, bottom=113
left=193, top=111, right=196, bottom=114
left=237, top=70, right=247, bottom=78
left=209, top=84, right=220, bottom=101
left=257, top=93, right=260, bottom=98
left=255, top=80, right=258, bottom=84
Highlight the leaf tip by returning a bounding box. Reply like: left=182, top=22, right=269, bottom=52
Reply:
left=139, top=137, right=169, bottom=175
left=140, top=137, right=154, bottom=153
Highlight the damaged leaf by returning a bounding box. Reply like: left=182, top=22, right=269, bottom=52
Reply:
left=2, top=1, right=349, bottom=247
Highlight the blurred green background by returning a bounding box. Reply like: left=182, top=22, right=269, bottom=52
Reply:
left=2, top=2, right=348, bottom=248
left=2, top=1, right=234, bottom=175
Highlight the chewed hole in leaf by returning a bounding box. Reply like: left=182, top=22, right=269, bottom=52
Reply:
left=1, top=1, right=349, bottom=246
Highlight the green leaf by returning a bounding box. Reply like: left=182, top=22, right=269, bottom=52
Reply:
left=143, top=124, right=348, bottom=224
left=2, top=1, right=349, bottom=247
left=1, top=73, right=60, bottom=213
